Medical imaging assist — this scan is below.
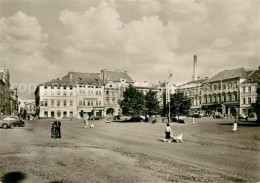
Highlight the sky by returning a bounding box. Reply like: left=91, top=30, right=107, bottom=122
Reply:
left=0, top=0, right=259, bottom=99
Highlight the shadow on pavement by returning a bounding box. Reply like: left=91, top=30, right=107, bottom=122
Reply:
left=156, top=139, right=165, bottom=142
left=218, top=121, right=260, bottom=127
left=112, top=120, right=143, bottom=123
left=1, top=171, right=26, bottom=183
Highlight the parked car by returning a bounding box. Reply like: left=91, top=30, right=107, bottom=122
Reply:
left=89, top=116, right=102, bottom=120
left=191, top=114, right=201, bottom=118
left=0, top=116, right=17, bottom=129
left=129, top=117, right=144, bottom=122
left=213, top=114, right=224, bottom=119
left=13, top=120, right=25, bottom=127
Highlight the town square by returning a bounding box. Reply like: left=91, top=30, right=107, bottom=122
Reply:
left=0, top=0, right=260, bottom=182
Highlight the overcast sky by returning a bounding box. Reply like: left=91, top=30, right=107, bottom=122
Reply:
left=0, top=0, right=259, bottom=99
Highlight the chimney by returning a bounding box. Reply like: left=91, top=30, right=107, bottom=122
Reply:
left=193, top=55, right=197, bottom=81
left=69, top=73, right=73, bottom=81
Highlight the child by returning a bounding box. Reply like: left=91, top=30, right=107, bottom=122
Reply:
left=232, top=121, right=237, bottom=133
left=164, top=123, right=172, bottom=142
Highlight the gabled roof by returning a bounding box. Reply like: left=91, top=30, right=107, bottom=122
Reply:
left=242, top=69, right=260, bottom=84
left=204, top=68, right=248, bottom=83
left=102, top=70, right=134, bottom=83
left=178, top=79, right=207, bottom=88
left=63, top=72, right=102, bottom=85
left=39, top=79, right=75, bottom=87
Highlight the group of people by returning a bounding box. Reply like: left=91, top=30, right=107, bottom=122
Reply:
left=50, top=115, right=239, bottom=140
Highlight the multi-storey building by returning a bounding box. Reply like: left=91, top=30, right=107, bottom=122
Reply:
left=0, top=67, right=18, bottom=116
left=101, top=70, right=134, bottom=115
left=0, top=73, right=5, bottom=116
left=201, top=68, right=248, bottom=117
left=35, top=70, right=134, bottom=118
left=240, top=69, right=260, bottom=117
left=35, top=78, right=77, bottom=118
left=19, top=100, right=36, bottom=117
left=178, top=78, right=207, bottom=114
left=62, top=72, right=104, bottom=117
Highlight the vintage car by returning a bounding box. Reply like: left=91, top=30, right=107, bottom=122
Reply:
left=13, top=120, right=25, bottom=127
left=0, top=116, right=18, bottom=129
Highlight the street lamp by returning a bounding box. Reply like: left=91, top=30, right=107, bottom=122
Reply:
left=10, top=100, right=12, bottom=116
left=167, top=73, right=173, bottom=122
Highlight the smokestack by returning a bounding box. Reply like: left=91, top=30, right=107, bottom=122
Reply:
left=193, top=55, right=197, bottom=81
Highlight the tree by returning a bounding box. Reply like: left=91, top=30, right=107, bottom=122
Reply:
left=170, top=92, right=191, bottom=119
left=252, top=82, right=260, bottom=122
left=145, top=90, right=160, bottom=115
left=119, top=85, right=145, bottom=117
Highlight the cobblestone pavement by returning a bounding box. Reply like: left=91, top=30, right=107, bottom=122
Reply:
left=0, top=118, right=259, bottom=182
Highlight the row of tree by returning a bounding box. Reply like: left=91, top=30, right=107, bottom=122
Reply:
left=119, top=83, right=260, bottom=122
left=119, top=85, right=191, bottom=118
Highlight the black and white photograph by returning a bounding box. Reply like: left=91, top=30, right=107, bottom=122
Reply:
left=0, top=0, right=259, bottom=182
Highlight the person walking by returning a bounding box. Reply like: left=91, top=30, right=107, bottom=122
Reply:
left=164, top=123, right=172, bottom=142
left=51, top=120, right=61, bottom=138
left=83, top=114, right=89, bottom=128
left=232, top=121, right=237, bottom=133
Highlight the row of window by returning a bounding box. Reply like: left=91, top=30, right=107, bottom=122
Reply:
left=44, top=86, right=73, bottom=90
left=105, top=98, right=116, bottom=105
left=242, top=86, right=253, bottom=93
left=41, top=100, right=74, bottom=107
left=78, top=85, right=102, bottom=89
left=79, top=100, right=102, bottom=106
left=43, top=85, right=103, bottom=90
left=44, top=111, right=74, bottom=117
left=44, top=91, right=74, bottom=97
left=185, top=90, right=202, bottom=96
left=204, top=94, right=238, bottom=103
left=211, top=82, right=238, bottom=91
left=78, top=90, right=102, bottom=96
left=242, top=97, right=256, bottom=104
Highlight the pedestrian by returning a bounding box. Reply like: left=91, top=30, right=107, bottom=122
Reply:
left=232, top=121, right=237, bottom=133
left=164, top=123, right=172, bottom=142
left=83, top=114, right=89, bottom=128
left=51, top=120, right=61, bottom=138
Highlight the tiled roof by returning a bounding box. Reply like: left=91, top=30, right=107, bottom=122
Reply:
left=178, top=79, right=207, bottom=88
left=204, top=68, right=248, bottom=83
left=102, top=70, right=134, bottom=83
left=39, top=79, right=75, bottom=87
left=63, top=72, right=102, bottom=85
left=242, top=69, right=260, bottom=83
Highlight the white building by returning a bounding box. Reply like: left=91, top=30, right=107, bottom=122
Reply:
left=240, top=69, right=260, bottom=118
left=62, top=72, right=104, bottom=118
left=35, top=79, right=77, bottom=118
left=101, top=70, right=134, bottom=115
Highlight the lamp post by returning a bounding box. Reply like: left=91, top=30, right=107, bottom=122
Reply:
left=10, top=100, right=13, bottom=116
left=167, top=74, right=173, bottom=122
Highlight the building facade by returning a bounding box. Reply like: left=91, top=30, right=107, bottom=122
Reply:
left=240, top=69, right=260, bottom=118
left=178, top=79, right=206, bottom=114
left=101, top=70, right=134, bottom=115
left=179, top=67, right=259, bottom=117
left=35, top=79, right=77, bottom=118
left=35, top=70, right=134, bottom=118
left=0, top=67, right=18, bottom=116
